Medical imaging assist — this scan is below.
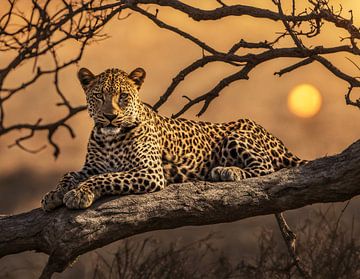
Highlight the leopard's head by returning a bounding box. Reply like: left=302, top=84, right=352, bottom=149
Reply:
left=78, top=67, right=146, bottom=135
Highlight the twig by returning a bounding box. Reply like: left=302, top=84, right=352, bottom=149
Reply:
left=274, top=57, right=315, bottom=76
left=129, top=5, right=220, bottom=55
left=344, top=86, right=360, bottom=109
left=275, top=213, right=312, bottom=279
left=274, top=0, right=306, bottom=50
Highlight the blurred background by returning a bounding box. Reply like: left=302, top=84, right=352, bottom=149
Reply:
left=0, top=0, right=360, bottom=278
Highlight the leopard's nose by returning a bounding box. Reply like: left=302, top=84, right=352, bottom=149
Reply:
left=103, top=113, right=117, bottom=121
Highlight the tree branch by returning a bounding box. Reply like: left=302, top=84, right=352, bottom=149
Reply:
left=1, top=139, right=359, bottom=278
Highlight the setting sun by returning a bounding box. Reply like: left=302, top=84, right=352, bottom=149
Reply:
left=287, top=84, right=322, bottom=118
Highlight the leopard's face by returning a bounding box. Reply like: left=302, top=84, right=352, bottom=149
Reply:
left=78, top=67, right=146, bottom=135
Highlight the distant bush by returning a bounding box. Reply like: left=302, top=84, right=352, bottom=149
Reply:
left=93, top=206, right=360, bottom=279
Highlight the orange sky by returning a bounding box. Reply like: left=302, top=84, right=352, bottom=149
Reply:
left=0, top=0, right=360, bottom=174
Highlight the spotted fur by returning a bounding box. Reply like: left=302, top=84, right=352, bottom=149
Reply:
left=41, top=67, right=305, bottom=211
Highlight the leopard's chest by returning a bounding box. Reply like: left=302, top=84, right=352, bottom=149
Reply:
left=90, top=129, right=148, bottom=172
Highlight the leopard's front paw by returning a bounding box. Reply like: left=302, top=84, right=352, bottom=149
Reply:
left=63, top=188, right=95, bottom=209
left=41, top=190, right=64, bottom=212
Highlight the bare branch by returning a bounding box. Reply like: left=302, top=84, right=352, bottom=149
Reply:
left=132, top=0, right=317, bottom=22
left=275, top=213, right=311, bottom=279
left=0, top=0, right=130, bottom=156
left=273, top=0, right=306, bottom=50
left=1, top=0, right=360, bottom=156
left=129, top=5, right=220, bottom=55
left=274, top=57, right=315, bottom=77
left=172, top=63, right=252, bottom=118
left=7, top=119, right=47, bottom=154
left=344, top=86, right=360, bottom=109
left=153, top=55, right=240, bottom=111
left=0, top=105, right=87, bottom=157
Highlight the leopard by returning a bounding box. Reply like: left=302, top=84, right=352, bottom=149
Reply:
left=41, top=67, right=306, bottom=211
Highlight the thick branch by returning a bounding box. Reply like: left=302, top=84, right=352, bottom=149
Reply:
left=133, top=0, right=316, bottom=22
left=0, top=139, right=359, bottom=278
left=134, top=0, right=360, bottom=41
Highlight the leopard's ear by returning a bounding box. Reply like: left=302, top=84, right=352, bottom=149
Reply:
left=78, top=68, right=95, bottom=88
left=128, top=67, right=146, bottom=90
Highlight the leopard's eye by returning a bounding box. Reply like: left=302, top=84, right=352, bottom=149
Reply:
left=94, top=93, right=103, bottom=99
left=119, top=93, right=128, bottom=106
left=119, top=93, right=127, bottom=100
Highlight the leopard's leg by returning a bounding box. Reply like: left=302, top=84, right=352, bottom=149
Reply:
left=211, top=165, right=274, bottom=182
left=41, top=171, right=89, bottom=211
left=63, top=169, right=166, bottom=209
left=210, top=135, right=274, bottom=182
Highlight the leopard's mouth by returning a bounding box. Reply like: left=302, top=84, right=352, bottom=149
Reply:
left=104, top=123, right=118, bottom=129
left=100, top=124, right=122, bottom=135
left=97, top=118, right=139, bottom=135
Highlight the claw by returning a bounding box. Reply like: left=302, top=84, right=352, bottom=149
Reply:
left=41, top=190, right=64, bottom=212
left=63, top=188, right=95, bottom=209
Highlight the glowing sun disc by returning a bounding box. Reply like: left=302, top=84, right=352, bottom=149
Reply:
left=287, top=84, right=322, bottom=118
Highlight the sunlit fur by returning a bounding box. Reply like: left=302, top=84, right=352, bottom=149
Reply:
left=41, top=67, right=306, bottom=211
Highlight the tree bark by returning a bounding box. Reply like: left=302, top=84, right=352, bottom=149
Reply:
left=1, top=140, right=359, bottom=278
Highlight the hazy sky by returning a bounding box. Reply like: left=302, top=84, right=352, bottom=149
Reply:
left=1, top=0, right=359, bottom=174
